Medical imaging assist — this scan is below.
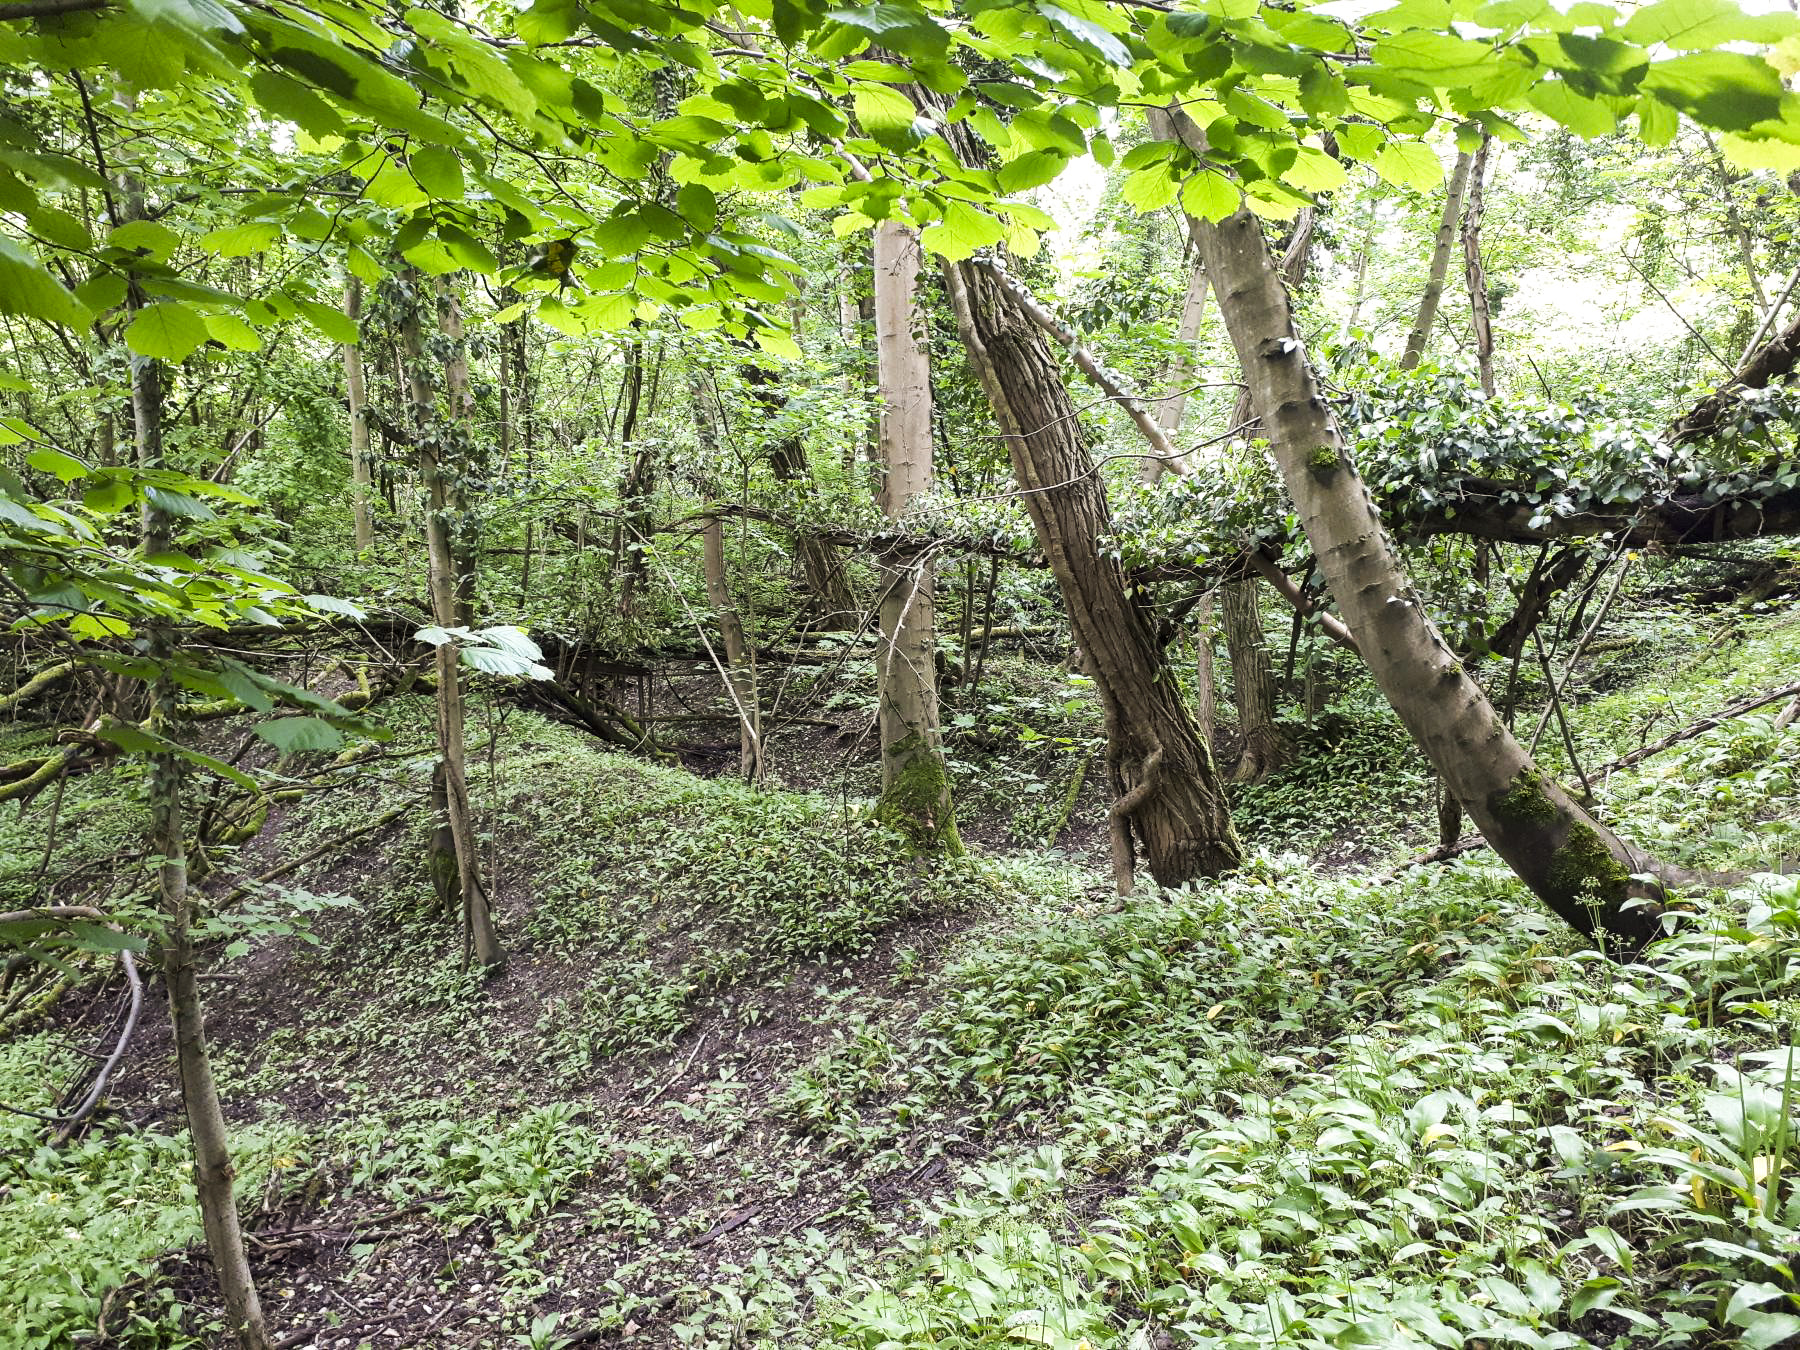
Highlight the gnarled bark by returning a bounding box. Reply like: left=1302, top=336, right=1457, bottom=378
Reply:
left=941, top=258, right=1239, bottom=889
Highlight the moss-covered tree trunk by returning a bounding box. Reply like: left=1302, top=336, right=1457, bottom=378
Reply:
left=1173, top=109, right=1668, bottom=956
left=941, top=258, right=1239, bottom=891
left=871, top=220, right=960, bottom=854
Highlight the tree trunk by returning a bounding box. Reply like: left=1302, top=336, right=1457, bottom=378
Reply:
left=1194, top=589, right=1218, bottom=747
left=1461, top=135, right=1497, bottom=398
left=701, top=514, right=763, bottom=783
left=871, top=221, right=959, bottom=853
left=1401, top=149, right=1476, bottom=371
left=1172, top=109, right=1668, bottom=956
left=1144, top=241, right=1210, bottom=481
left=941, top=258, right=1239, bottom=890
left=1222, top=575, right=1281, bottom=781
left=344, top=278, right=375, bottom=552
left=438, top=279, right=478, bottom=626
left=134, top=359, right=271, bottom=1350
left=399, top=275, right=503, bottom=971
left=1340, top=176, right=1379, bottom=344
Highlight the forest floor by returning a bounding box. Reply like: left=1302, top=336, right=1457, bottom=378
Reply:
left=4, top=585, right=1800, bottom=1349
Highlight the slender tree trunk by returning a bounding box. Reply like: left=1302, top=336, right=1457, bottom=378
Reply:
left=871, top=221, right=959, bottom=853
left=1171, top=109, right=1669, bottom=956
left=438, top=280, right=478, bottom=626
left=1340, top=177, right=1379, bottom=344
left=941, top=258, right=1238, bottom=890
left=344, top=278, right=375, bottom=552
left=702, top=514, right=763, bottom=783
left=1461, top=134, right=1497, bottom=397
left=1194, top=589, right=1218, bottom=746
left=399, top=275, right=503, bottom=971
left=122, top=155, right=271, bottom=1348
left=1401, top=149, right=1476, bottom=371
left=1144, top=243, right=1210, bottom=481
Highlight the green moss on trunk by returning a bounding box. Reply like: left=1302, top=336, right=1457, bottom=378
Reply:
left=874, top=736, right=963, bottom=857
left=1487, top=768, right=1560, bottom=827
left=1546, top=821, right=1632, bottom=909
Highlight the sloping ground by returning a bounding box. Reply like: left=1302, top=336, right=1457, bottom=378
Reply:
left=1, top=608, right=1798, bottom=1349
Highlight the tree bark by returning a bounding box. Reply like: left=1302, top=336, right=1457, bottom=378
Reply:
left=1401, top=149, right=1476, bottom=371
left=438, top=280, right=478, bottom=626
left=1146, top=239, right=1210, bottom=482
left=344, top=278, right=375, bottom=552
left=1222, top=575, right=1281, bottom=781
left=1461, top=135, right=1497, bottom=398
left=399, top=274, right=503, bottom=971
left=1171, top=108, right=1669, bottom=956
left=871, top=221, right=959, bottom=853
left=701, top=513, right=763, bottom=784
left=941, top=258, right=1239, bottom=889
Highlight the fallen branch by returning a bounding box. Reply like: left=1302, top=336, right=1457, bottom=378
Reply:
left=0, top=660, right=78, bottom=715
left=213, top=798, right=417, bottom=907
left=53, top=949, right=142, bottom=1144
left=1598, top=680, right=1800, bottom=776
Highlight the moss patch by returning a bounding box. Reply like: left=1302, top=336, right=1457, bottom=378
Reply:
left=874, top=736, right=964, bottom=858
left=1545, top=821, right=1632, bottom=907
left=1487, top=768, right=1560, bottom=828
left=1307, top=445, right=1340, bottom=481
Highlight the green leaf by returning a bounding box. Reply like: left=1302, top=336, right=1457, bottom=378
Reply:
left=1527, top=80, right=1618, bottom=137
left=1121, top=162, right=1180, bottom=211
left=1181, top=170, right=1241, bottom=222
left=0, top=237, right=90, bottom=328
left=26, top=447, right=87, bottom=482
left=107, top=218, right=181, bottom=262
left=1373, top=139, right=1446, bottom=191
left=82, top=475, right=136, bottom=516
left=203, top=312, right=263, bottom=352
left=853, top=83, right=919, bottom=150
left=409, top=146, right=465, bottom=200
left=1621, top=0, right=1799, bottom=49
left=255, top=716, right=344, bottom=754
left=295, top=299, right=359, bottom=344
left=199, top=221, right=282, bottom=257
left=997, top=150, right=1068, bottom=193
left=1641, top=51, right=1786, bottom=131
left=124, top=302, right=209, bottom=361
left=1037, top=2, right=1131, bottom=66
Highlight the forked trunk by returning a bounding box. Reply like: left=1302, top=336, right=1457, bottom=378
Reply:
left=871, top=221, right=960, bottom=853
left=1174, top=110, right=1667, bottom=956
left=941, top=258, right=1239, bottom=890
left=1461, top=135, right=1497, bottom=397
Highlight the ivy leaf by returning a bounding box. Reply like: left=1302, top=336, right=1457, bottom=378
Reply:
left=125, top=302, right=209, bottom=362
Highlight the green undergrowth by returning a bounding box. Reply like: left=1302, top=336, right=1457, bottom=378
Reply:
left=0, top=1033, right=303, bottom=1349
left=810, top=861, right=1800, bottom=1350
left=213, top=696, right=1010, bottom=1103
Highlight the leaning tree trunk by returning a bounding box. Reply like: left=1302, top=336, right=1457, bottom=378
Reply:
left=124, top=161, right=271, bottom=1349
left=399, top=274, right=503, bottom=971
left=942, top=258, right=1238, bottom=890
left=1172, top=109, right=1668, bottom=956
left=1401, top=148, right=1476, bottom=371
left=871, top=221, right=960, bottom=853
left=343, top=278, right=375, bottom=552
left=1213, top=209, right=1314, bottom=783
